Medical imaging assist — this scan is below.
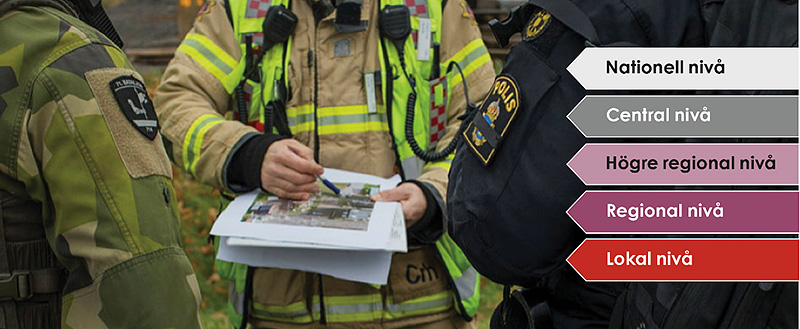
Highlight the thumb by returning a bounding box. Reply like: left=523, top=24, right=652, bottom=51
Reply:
left=370, top=187, right=408, bottom=202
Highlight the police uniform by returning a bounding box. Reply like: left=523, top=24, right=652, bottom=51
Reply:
left=447, top=0, right=707, bottom=328
left=154, top=0, right=495, bottom=327
left=0, top=1, right=204, bottom=327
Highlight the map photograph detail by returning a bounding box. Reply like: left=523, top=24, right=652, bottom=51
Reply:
left=242, top=183, right=380, bottom=231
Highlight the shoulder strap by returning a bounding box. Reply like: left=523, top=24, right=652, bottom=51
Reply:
left=0, top=196, right=20, bottom=329
left=525, top=0, right=599, bottom=45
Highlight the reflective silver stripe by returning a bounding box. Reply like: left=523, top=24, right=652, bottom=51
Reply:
left=401, top=156, right=425, bottom=180
left=454, top=267, right=478, bottom=300
left=229, top=283, right=246, bottom=315
left=319, top=113, right=386, bottom=126
left=182, top=38, right=234, bottom=75
left=250, top=295, right=452, bottom=322
left=184, top=115, right=224, bottom=172
left=251, top=307, right=311, bottom=319
left=386, top=296, right=453, bottom=313
left=456, top=45, right=489, bottom=71
left=289, top=111, right=387, bottom=128
left=315, top=302, right=381, bottom=315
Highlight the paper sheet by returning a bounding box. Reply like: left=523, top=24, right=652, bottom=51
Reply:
left=217, top=237, right=393, bottom=285
left=227, top=205, right=408, bottom=253
left=211, top=169, right=402, bottom=250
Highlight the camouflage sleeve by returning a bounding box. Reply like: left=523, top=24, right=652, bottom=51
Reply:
left=154, top=0, right=256, bottom=192
left=19, top=11, right=203, bottom=328
left=415, top=0, right=496, bottom=200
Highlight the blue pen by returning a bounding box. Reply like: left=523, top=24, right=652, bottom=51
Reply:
left=317, top=175, right=341, bottom=195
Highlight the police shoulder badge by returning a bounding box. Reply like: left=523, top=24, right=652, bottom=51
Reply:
left=524, top=9, right=551, bottom=41
left=463, top=74, right=520, bottom=165
left=109, top=76, right=159, bottom=140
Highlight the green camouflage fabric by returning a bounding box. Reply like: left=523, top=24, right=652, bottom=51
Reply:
left=0, top=1, right=205, bottom=328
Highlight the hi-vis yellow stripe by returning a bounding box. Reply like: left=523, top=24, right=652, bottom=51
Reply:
left=424, top=152, right=455, bottom=171
left=286, top=104, right=389, bottom=135
left=448, top=38, right=492, bottom=87
left=177, top=33, right=241, bottom=92
left=183, top=114, right=225, bottom=175
left=250, top=292, right=452, bottom=323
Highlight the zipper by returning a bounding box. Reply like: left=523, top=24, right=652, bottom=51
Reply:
left=318, top=274, right=327, bottom=324
left=660, top=283, right=697, bottom=329
left=312, top=25, right=321, bottom=162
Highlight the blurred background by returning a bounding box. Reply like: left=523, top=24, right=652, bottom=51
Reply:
left=105, top=0, right=521, bottom=326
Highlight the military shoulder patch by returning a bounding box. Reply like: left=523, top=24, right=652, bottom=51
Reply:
left=524, top=9, right=551, bottom=41
left=463, top=74, right=520, bottom=166
left=109, top=76, right=159, bottom=140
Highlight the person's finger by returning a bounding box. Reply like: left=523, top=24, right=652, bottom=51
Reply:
left=286, top=139, right=316, bottom=161
left=271, top=177, right=319, bottom=194
left=269, top=185, right=310, bottom=200
left=370, top=187, right=410, bottom=202
left=272, top=165, right=318, bottom=185
left=284, top=151, right=324, bottom=176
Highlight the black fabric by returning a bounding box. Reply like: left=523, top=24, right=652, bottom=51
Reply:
left=447, top=1, right=706, bottom=329
left=610, top=282, right=799, bottom=329
left=705, top=0, right=797, bottom=47
left=405, top=180, right=443, bottom=245
left=1, top=189, right=63, bottom=329
left=226, top=133, right=285, bottom=192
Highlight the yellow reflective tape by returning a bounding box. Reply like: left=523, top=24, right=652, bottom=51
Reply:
left=177, top=33, right=242, bottom=92
left=177, top=43, right=229, bottom=83
left=448, top=39, right=492, bottom=87
left=286, top=105, right=389, bottom=135
left=286, top=104, right=315, bottom=118
left=454, top=52, right=491, bottom=85
left=184, top=33, right=239, bottom=69
left=291, top=121, right=315, bottom=133
left=325, top=312, right=378, bottom=322
left=390, top=291, right=451, bottom=304
left=447, top=38, right=483, bottom=65
left=182, top=114, right=225, bottom=174
left=318, top=105, right=370, bottom=117
left=250, top=292, right=452, bottom=323
left=318, top=121, right=390, bottom=135
left=424, top=153, right=454, bottom=171
left=323, top=294, right=383, bottom=306
left=252, top=300, right=309, bottom=313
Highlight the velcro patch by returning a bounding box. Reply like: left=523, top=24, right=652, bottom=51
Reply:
left=109, top=76, right=159, bottom=140
left=523, top=9, right=551, bottom=41
left=463, top=74, right=520, bottom=165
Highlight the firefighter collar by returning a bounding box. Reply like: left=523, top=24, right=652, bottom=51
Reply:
left=110, top=76, right=159, bottom=140
left=463, top=74, right=519, bottom=165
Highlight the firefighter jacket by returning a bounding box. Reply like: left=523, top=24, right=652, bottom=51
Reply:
left=154, top=0, right=495, bottom=326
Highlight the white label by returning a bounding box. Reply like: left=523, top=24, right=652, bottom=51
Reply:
left=365, top=72, right=377, bottom=114
left=417, top=18, right=432, bottom=61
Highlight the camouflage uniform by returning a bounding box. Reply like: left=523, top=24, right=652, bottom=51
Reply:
left=0, top=1, right=204, bottom=328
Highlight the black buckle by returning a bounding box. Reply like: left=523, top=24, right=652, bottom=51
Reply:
left=0, top=271, right=32, bottom=301
left=488, top=4, right=536, bottom=48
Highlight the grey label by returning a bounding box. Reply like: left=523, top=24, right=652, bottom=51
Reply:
left=567, top=96, right=798, bottom=138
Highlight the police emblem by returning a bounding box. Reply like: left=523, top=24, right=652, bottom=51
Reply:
left=463, top=75, right=520, bottom=165
left=109, top=76, right=159, bottom=140
left=524, top=9, right=551, bottom=40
